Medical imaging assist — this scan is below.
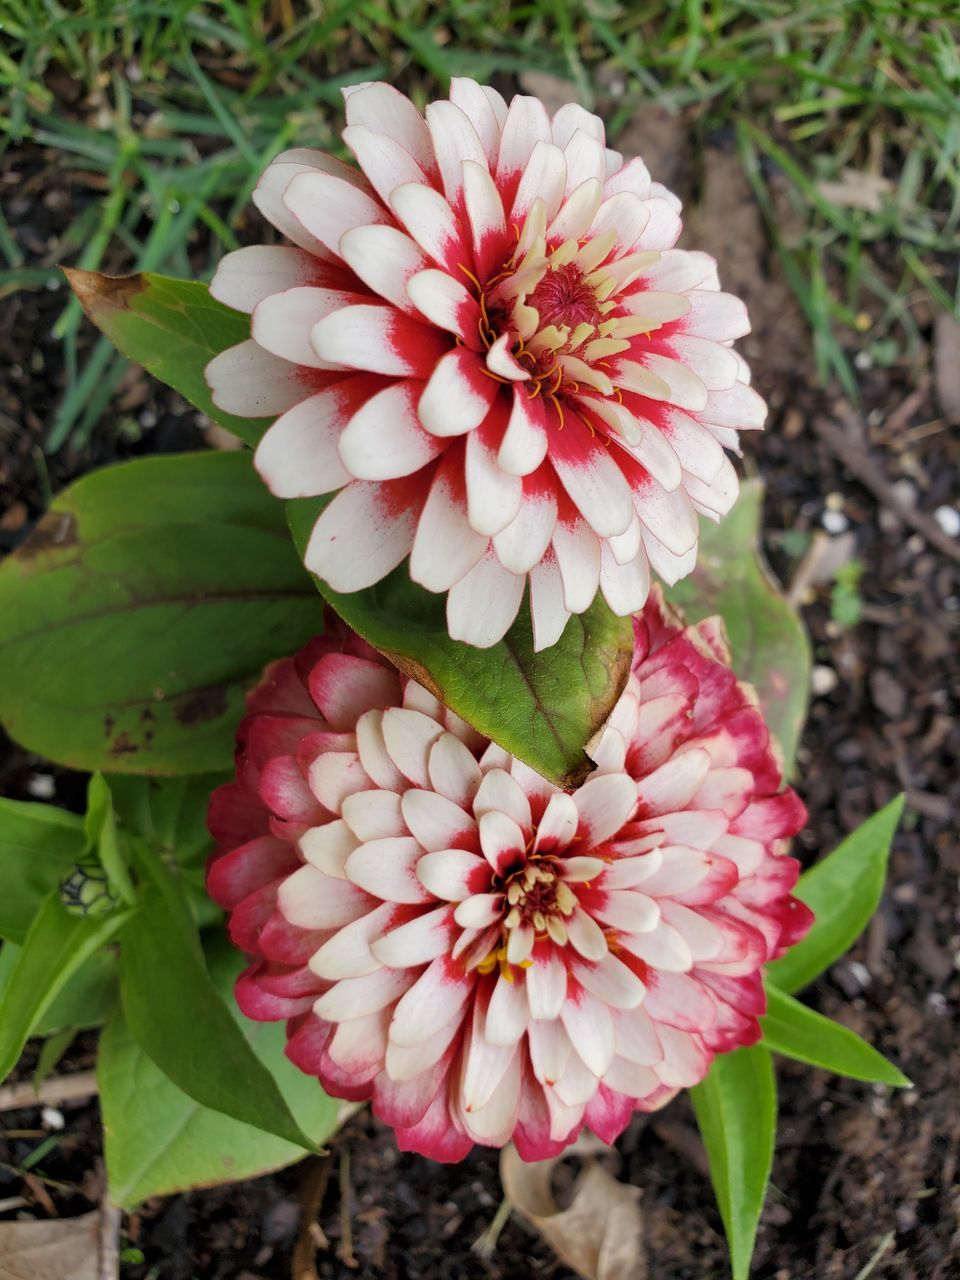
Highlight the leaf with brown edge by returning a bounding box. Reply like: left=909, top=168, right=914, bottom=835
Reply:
left=0, top=451, right=323, bottom=774
left=286, top=496, right=633, bottom=789
left=63, top=269, right=271, bottom=446
left=664, top=478, right=811, bottom=775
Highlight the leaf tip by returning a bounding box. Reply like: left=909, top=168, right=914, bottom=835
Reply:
left=63, top=268, right=145, bottom=321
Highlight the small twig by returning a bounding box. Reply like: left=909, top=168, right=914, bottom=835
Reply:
left=472, top=1196, right=513, bottom=1260
left=851, top=1229, right=896, bottom=1280
left=98, top=1195, right=121, bottom=1280
left=337, top=1147, right=358, bottom=1269
left=0, top=1070, right=98, bottom=1113
left=292, top=1157, right=333, bottom=1280
left=813, top=415, right=960, bottom=565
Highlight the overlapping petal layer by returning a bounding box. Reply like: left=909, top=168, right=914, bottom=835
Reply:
left=208, top=596, right=811, bottom=1161
left=206, top=80, right=765, bottom=650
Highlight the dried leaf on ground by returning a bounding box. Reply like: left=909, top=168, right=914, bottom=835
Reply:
left=933, top=312, right=960, bottom=422
left=817, top=169, right=893, bottom=213
left=500, top=1139, right=646, bottom=1280
left=0, top=1211, right=102, bottom=1280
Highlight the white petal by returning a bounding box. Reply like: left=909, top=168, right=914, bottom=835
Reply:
left=465, top=427, right=523, bottom=537
left=299, top=819, right=358, bottom=878
left=485, top=974, right=529, bottom=1046
left=390, top=182, right=466, bottom=274
left=446, top=551, right=525, bottom=649
left=450, top=78, right=504, bottom=164
left=254, top=388, right=352, bottom=498
left=210, top=245, right=319, bottom=314
left=339, top=224, right=429, bottom=316
left=401, top=788, right=475, bottom=853
left=592, top=889, right=660, bottom=933
left=406, top=268, right=478, bottom=340
left=563, top=129, right=607, bottom=196
left=339, top=381, right=442, bottom=480
left=551, top=103, right=604, bottom=149
left=371, top=904, right=454, bottom=968
left=342, top=123, right=428, bottom=206
left=341, top=789, right=404, bottom=842
left=206, top=340, right=312, bottom=418
left=525, top=950, right=568, bottom=1019
left=510, top=140, right=566, bottom=222
left=355, top=709, right=406, bottom=792
left=410, top=461, right=489, bottom=592
left=566, top=906, right=608, bottom=960
left=588, top=191, right=649, bottom=255
left=342, top=82, right=436, bottom=173
left=312, top=305, right=441, bottom=377
left=426, top=99, right=488, bottom=208
left=428, top=732, right=483, bottom=807
left=599, top=542, right=651, bottom=615
left=283, top=171, right=389, bottom=258
left=635, top=748, right=712, bottom=815
left=345, top=836, right=430, bottom=904
left=278, top=864, right=370, bottom=930
left=418, top=347, right=498, bottom=437
left=574, top=772, right=638, bottom=845
left=304, top=480, right=418, bottom=591
left=552, top=517, right=601, bottom=613
left=472, top=768, right=532, bottom=831
left=493, top=485, right=557, bottom=574
left=529, top=554, right=570, bottom=651
left=463, top=159, right=506, bottom=274
left=497, top=96, right=552, bottom=186
left=389, top=955, right=472, bottom=1046
left=547, top=178, right=603, bottom=243
left=313, top=967, right=412, bottom=1022
left=560, top=990, right=616, bottom=1077
left=498, top=387, right=549, bottom=476
left=454, top=893, right=504, bottom=928
left=535, top=792, right=579, bottom=854
left=550, top=429, right=634, bottom=538
left=310, top=901, right=399, bottom=979
left=571, top=953, right=646, bottom=1009
left=478, top=808, right=526, bottom=875
left=527, top=1017, right=572, bottom=1084
left=416, top=848, right=487, bottom=902
left=381, top=707, right=445, bottom=788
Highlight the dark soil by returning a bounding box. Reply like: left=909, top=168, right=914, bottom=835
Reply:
left=2, top=89, right=959, bottom=1280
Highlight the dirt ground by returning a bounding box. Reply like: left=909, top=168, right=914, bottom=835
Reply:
left=1, top=95, right=959, bottom=1279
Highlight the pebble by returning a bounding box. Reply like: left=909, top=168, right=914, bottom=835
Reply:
left=25, top=772, right=55, bottom=799
left=822, top=509, right=849, bottom=533
left=811, top=664, right=838, bottom=696
left=934, top=505, right=960, bottom=537
left=41, top=1107, right=65, bottom=1130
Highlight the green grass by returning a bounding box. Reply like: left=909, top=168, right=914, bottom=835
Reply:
left=2, top=0, right=958, bottom=447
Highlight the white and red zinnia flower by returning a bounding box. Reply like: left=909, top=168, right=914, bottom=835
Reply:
left=206, top=80, right=765, bottom=650
left=207, top=596, right=811, bottom=1162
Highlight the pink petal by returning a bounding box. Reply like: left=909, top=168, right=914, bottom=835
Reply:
left=571, top=953, right=646, bottom=1009
left=462, top=159, right=507, bottom=277
left=635, top=748, right=712, bottom=817
left=484, top=974, right=529, bottom=1046
left=450, top=77, right=504, bottom=164
left=560, top=988, right=616, bottom=1077
left=527, top=1017, right=572, bottom=1084
left=308, top=652, right=401, bottom=731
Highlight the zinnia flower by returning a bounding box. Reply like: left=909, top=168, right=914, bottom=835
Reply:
left=206, top=80, right=765, bottom=650
left=207, top=595, right=811, bottom=1161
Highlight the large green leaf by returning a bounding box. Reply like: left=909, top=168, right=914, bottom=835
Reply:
left=664, top=479, right=810, bottom=773
left=761, top=983, right=910, bottom=1086
left=118, top=845, right=316, bottom=1152
left=288, top=499, right=634, bottom=788
left=0, top=942, right=118, bottom=1036
left=0, top=798, right=88, bottom=944
left=65, top=270, right=269, bottom=446
left=766, top=795, right=904, bottom=994
left=0, top=451, right=324, bottom=775
left=690, top=1045, right=777, bottom=1280
left=68, top=269, right=639, bottom=788
left=100, top=936, right=342, bottom=1207
left=0, top=892, right=134, bottom=1082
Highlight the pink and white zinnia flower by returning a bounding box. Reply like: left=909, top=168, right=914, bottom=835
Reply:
left=207, top=597, right=811, bottom=1162
left=206, top=80, right=765, bottom=650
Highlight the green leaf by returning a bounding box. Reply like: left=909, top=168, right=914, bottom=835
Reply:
left=0, top=798, right=87, bottom=944
left=100, top=935, right=342, bottom=1207
left=66, top=269, right=636, bottom=787
left=761, top=983, right=910, bottom=1086
left=0, top=944, right=117, bottom=1037
left=0, top=451, right=324, bottom=775
left=65, top=270, right=269, bottom=446
left=0, top=892, right=133, bottom=1082
left=107, top=772, right=225, bottom=869
left=288, top=499, right=633, bottom=788
left=766, top=795, right=905, bottom=994
left=690, top=1045, right=777, bottom=1280
left=664, top=479, right=810, bottom=773
left=118, top=845, right=317, bottom=1152
left=85, top=774, right=137, bottom=906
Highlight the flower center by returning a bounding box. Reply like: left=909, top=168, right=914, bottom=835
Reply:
left=503, top=859, right=577, bottom=944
